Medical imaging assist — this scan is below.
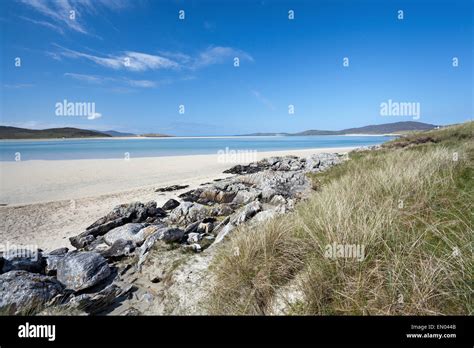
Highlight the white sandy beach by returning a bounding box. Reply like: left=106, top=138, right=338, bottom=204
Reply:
left=0, top=147, right=355, bottom=251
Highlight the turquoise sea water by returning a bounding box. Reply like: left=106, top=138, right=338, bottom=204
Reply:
left=0, top=136, right=394, bottom=161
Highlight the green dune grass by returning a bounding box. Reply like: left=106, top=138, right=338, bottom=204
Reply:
left=209, top=121, right=473, bottom=315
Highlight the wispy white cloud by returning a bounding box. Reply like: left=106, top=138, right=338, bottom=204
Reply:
left=52, top=45, right=253, bottom=72
left=20, top=0, right=88, bottom=34
left=19, top=0, right=131, bottom=35
left=193, top=46, right=254, bottom=69
left=64, top=72, right=157, bottom=88
left=19, top=15, right=65, bottom=34
left=54, top=46, right=179, bottom=72
left=251, top=90, right=275, bottom=110
left=158, top=51, right=192, bottom=65
left=124, top=51, right=179, bottom=71
left=64, top=72, right=104, bottom=84
left=126, top=79, right=156, bottom=88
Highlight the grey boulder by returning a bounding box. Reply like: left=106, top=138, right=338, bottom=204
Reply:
left=168, top=202, right=208, bottom=224
left=232, top=189, right=261, bottom=205
left=0, top=270, right=64, bottom=315
left=162, top=199, right=180, bottom=211
left=230, top=200, right=263, bottom=226
left=103, top=223, right=149, bottom=246
left=56, top=252, right=111, bottom=291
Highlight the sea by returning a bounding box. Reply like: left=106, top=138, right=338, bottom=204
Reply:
left=0, top=135, right=394, bottom=161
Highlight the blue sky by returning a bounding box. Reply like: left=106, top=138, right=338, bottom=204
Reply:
left=1, top=0, right=472, bottom=136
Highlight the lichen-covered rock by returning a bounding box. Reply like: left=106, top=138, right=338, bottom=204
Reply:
left=305, top=153, right=341, bottom=172
left=56, top=252, right=111, bottom=291
left=70, top=201, right=168, bottom=249
left=232, top=189, right=261, bottom=205
left=0, top=271, right=64, bottom=315
left=103, top=223, right=149, bottom=246
left=168, top=202, right=209, bottom=225
left=70, top=216, right=131, bottom=249
left=230, top=200, right=262, bottom=226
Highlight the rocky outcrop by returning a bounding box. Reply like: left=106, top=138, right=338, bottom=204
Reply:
left=70, top=202, right=166, bottom=249
left=3, top=151, right=348, bottom=316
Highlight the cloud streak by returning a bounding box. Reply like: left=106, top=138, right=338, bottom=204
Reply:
left=54, top=46, right=179, bottom=72
left=19, top=0, right=131, bottom=35
left=64, top=72, right=157, bottom=88
left=193, top=46, right=254, bottom=69
left=52, top=45, right=254, bottom=72
left=19, top=15, right=65, bottom=34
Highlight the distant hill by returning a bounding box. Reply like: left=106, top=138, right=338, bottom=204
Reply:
left=101, top=130, right=137, bottom=137
left=0, top=126, right=111, bottom=139
left=291, top=130, right=337, bottom=136
left=240, top=122, right=438, bottom=136
left=339, top=121, right=438, bottom=134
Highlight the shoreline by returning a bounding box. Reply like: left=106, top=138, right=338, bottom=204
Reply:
left=0, top=147, right=357, bottom=206
left=0, top=147, right=355, bottom=252
left=0, top=134, right=396, bottom=142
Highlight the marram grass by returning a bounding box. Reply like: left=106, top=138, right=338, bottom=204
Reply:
left=209, top=121, right=473, bottom=315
